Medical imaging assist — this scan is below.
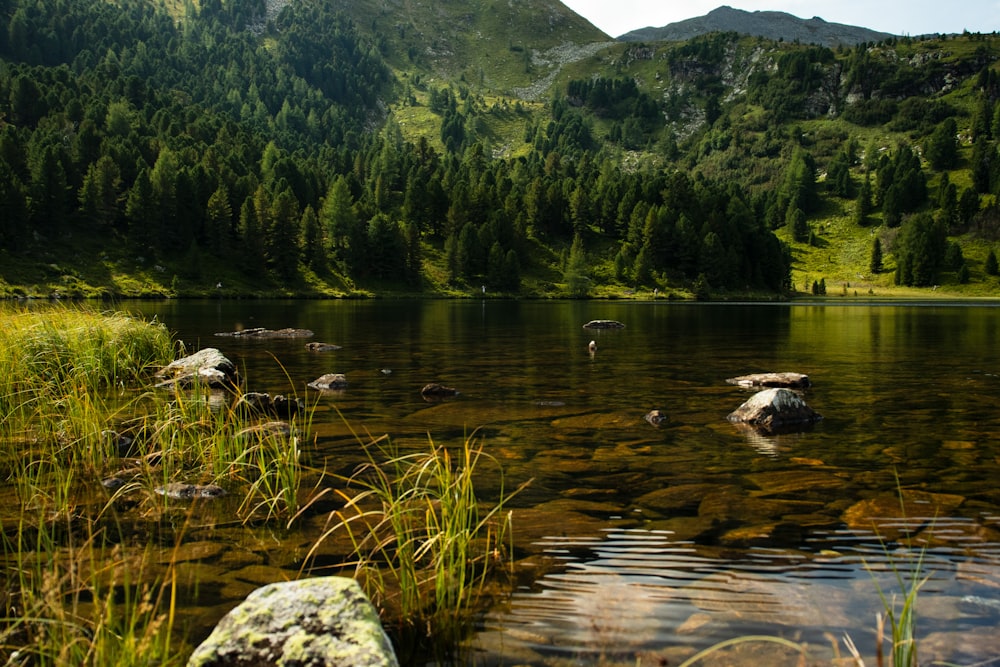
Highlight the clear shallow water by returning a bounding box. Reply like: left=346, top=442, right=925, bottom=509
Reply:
left=129, top=299, right=1000, bottom=665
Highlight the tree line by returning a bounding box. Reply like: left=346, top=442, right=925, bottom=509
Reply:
left=2, top=0, right=1000, bottom=295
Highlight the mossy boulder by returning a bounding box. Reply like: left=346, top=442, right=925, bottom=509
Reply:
left=187, top=577, right=398, bottom=667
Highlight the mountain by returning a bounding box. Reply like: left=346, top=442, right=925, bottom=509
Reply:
left=331, top=0, right=609, bottom=90
left=0, top=0, right=998, bottom=302
left=618, top=5, right=895, bottom=46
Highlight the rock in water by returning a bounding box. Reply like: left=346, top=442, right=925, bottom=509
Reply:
left=727, top=387, right=821, bottom=432
left=155, top=483, right=226, bottom=499
left=155, top=348, right=237, bottom=389
left=186, top=577, right=398, bottom=667
left=582, top=319, right=625, bottom=329
left=644, top=409, right=668, bottom=426
left=306, top=342, right=342, bottom=351
left=726, top=372, right=811, bottom=389
left=309, top=373, right=349, bottom=390
left=421, top=383, right=459, bottom=398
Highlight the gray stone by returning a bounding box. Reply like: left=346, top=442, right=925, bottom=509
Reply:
left=155, top=348, right=237, bottom=389
left=582, top=319, right=625, bottom=329
left=726, top=388, right=822, bottom=433
left=239, top=392, right=303, bottom=417
left=726, top=372, right=811, bottom=389
left=309, top=373, right=349, bottom=390
left=186, top=577, right=398, bottom=667
left=644, top=409, right=667, bottom=426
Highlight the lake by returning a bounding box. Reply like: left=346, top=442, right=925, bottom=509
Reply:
left=130, top=298, right=1000, bottom=665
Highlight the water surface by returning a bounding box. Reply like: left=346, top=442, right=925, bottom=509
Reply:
left=131, top=299, right=1000, bottom=665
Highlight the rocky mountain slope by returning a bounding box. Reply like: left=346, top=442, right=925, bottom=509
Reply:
left=618, top=5, right=895, bottom=46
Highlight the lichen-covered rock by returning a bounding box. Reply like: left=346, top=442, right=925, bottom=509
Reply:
left=726, top=387, right=821, bottom=432
left=155, top=348, right=237, bottom=389
left=186, top=577, right=398, bottom=667
left=309, top=373, right=349, bottom=390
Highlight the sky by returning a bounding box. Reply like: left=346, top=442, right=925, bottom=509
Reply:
left=560, top=1, right=1000, bottom=38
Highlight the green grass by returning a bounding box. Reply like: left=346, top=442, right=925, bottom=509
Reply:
left=307, top=424, right=528, bottom=658
left=0, top=306, right=326, bottom=663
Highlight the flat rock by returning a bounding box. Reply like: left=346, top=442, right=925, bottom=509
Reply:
left=215, top=327, right=314, bottom=338
left=637, top=483, right=719, bottom=513
left=582, top=319, right=625, bottom=329
left=842, top=490, right=965, bottom=539
left=726, top=388, right=822, bottom=433
left=186, top=577, right=398, bottom=667
left=744, top=470, right=846, bottom=497
left=726, top=372, right=811, bottom=389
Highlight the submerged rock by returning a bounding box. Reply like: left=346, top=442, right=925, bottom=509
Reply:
left=582, top=319, right=625, bottom=329
left=726, top=372, right=812, bottom=389
left=726, top=388, right=822, bottom=433
left=959, top=595, right=1000, bottom=617
left=155, top=482, right=226, bottom=499
left=155, top=348, right=237, bottom=389
left=186, top=577, right=398, bottom=667
left=308, top=373, right=349, bottom=390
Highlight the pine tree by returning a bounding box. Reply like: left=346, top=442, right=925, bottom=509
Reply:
left=267, top=187, right=302, bottom=280
left=986, top=249, right=999, bottom=276
left=300, top=205, right=324, bottom=272
left=924, top=118, right=959, bottom=170
left=564, top=234, right=589, bottom=297
left=870, top=237, right=883, bottom=274
left=320, top=176, right=361, bottom=270
left=205, top=185, right=233, bottom=257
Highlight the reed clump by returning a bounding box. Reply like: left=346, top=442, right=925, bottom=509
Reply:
left=0, top=306, right=317, bottom=664
left=309, top=427, right=528, bottom=658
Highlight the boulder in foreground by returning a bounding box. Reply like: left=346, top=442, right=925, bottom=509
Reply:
left=187, top=577, right=398, bottom=667
left=727, top=388, right=822, bottom=433
left=726, top=372, right=811, bottom=389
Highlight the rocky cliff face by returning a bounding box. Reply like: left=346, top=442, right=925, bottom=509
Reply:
left=618, top=5, right=895, bottom=46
